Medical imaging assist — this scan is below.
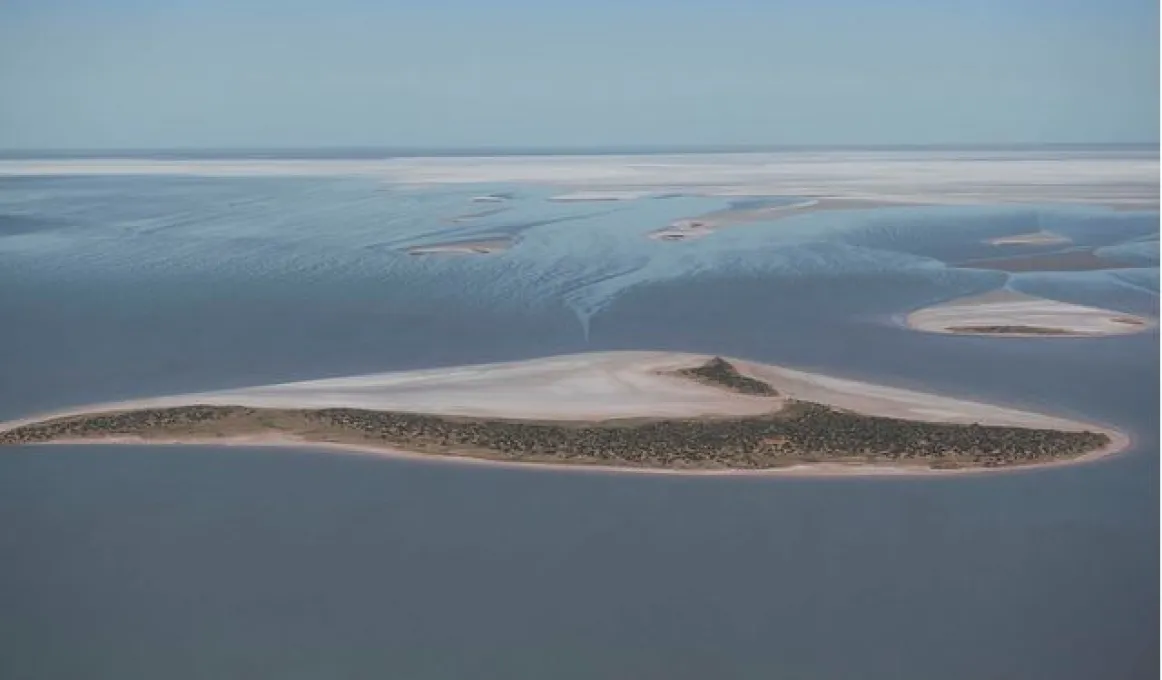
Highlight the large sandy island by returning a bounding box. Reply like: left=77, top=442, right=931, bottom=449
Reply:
left=905, top=290, right=1154, bottom=338
left=0, top=352, right=1127, bottom=476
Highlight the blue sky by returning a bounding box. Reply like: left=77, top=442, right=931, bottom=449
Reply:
left=0, top=0, right=1157, bottom=149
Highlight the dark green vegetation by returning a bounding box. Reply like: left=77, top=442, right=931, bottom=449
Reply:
left=0, top=401, right=1109, bottom=470
left=945, top=325, right=1074, bottom=335
left=675, top=357, right=779, bottom=396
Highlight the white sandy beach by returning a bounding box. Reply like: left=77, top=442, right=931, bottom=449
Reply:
left=1, top=352, right=1129, bottom=476
left=905, top=290, right=1154, bottom=337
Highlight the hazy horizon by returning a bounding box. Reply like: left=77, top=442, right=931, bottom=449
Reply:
left=2, top=0, right=1158, bottom=150
left=0, top=142, right=1157, bottom=158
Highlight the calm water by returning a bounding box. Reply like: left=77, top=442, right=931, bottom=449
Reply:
left=0, top=172, right=1157, bottom=679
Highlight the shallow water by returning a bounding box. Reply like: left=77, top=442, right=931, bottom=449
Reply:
left=0, top=170, right=1157, bottom=679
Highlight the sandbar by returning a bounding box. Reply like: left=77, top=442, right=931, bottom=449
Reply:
left=985, top=230, right=1072, bottom=246
left=905, top=289, right=1153, bottom=337
left=649, top=197, right=911, bottom=241
left=407, top=238, right=511, bottom=255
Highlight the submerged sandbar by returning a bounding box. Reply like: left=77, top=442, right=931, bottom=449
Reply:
left=0, top=353, right=1123, bottom=475
left=958, top=249, right=1133, bottom=273
left=406, top=238, right=511, bottom=255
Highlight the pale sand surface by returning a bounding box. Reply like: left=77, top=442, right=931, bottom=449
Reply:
left=986, top=230, right=1072, bottom=246
left=36, top=353, right=782, bottom=422
left=906, top=290, right=1154, bottom=337
left=1, top=351, right=1128, bottom=476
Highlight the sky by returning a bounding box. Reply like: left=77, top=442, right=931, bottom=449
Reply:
left=0, top=0, right=1157, bottom=149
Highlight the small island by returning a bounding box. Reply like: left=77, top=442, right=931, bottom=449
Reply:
left=906, top=289, right=1153, bottom=338
left=0, top=355, right=1118, bottom=474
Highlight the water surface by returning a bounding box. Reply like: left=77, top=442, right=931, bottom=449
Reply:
left=0, top=171, right=1156, bottom=679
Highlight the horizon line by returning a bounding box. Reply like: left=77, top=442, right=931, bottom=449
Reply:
left=0, top=142, right=1157, bottom=160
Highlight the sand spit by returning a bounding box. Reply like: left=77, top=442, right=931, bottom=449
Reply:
left=906, top=290, right=1153, bottom=337
left=985, top=230, right=1072, bottom=246
left=0, top=352, right=1128, bottom=476
left=649, top=197, right=909, bottom=241
left=406, top=238, right=511, bottom=255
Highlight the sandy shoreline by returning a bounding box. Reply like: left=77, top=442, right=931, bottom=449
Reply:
left=1, top=351, right=1131, bottom=477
